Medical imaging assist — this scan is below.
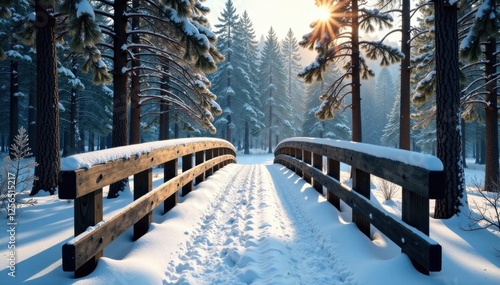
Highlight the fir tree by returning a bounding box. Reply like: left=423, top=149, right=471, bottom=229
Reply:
left=282, top=28, right=306, bottom=134
left=259, top=27, right=293, bottom=153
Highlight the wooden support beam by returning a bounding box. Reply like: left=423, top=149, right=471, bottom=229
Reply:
left=313, top=153, right=323, bottom=194
left=133, top=168, right=152, bottom=240
left=163, top=159, right=178, bottom=213
left=182, top=154, right=193, bottom=196
left=327, top=158, right=340, bottom=210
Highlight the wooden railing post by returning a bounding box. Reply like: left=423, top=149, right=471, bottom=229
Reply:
left=195, top=151, right=205, bottom=185
left=327, top=158, right=340, bottom=210
left=295, top=148, right=302, bottom=177
left=213, top=148, right=220, bottom=172
left=205, top=149, right=214, bottom=178
left=133, top=168, right=152, bottom=240
left=182, top=154, right=193, bottom=196
left=72, top=189, right=103, bottom=278
left=313, top=153, right=323, bottom=194
left=303, top=150, right=312, bottom=184
left=352, top=168, right=371, bottom=237
left=164, top=159, right=178, bottom=213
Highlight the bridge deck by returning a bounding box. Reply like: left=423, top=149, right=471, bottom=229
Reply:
left=161, top=163, right=352, bottom=284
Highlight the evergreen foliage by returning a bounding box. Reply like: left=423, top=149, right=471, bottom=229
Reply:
left=259, top=27, right=294, bottom=152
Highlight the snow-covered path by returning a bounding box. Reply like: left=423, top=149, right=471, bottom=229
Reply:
left=164, top=164, right=351, bottom=284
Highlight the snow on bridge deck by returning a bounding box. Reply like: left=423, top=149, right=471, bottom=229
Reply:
left=77, top=158, right=360, bottom=284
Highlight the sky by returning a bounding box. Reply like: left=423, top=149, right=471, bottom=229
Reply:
left=205, top=0, right=323, bottom=41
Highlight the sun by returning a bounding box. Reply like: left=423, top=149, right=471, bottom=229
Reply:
left=316, top=5, right=331, bottom=21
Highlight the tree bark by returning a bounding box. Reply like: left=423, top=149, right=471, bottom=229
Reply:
left=129, top=0, right=141, bottom=145
left=108, top=0, right=129, bottom=198
left=9, top=39, right=19, bottom=159
left=399, top=0, right=411, bottom=150
left=28, top=82, right=37, bottom=156
left=483, top=38, right=498, bottom=192
left=244, top=121, right=250, bottom=154
left=433, top=0, right=465, bottom=218
left=351, top=0, right=362, bottom=142
left=32, top=0, right=60, bottom=195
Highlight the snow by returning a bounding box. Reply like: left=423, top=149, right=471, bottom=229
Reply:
left=1, top=151, right=499, bottom=284
left=75, top=0, right=96, bottom=21
left=279, top=137, right=443, bottom=171
left=61, top=138, right=230, bottom=170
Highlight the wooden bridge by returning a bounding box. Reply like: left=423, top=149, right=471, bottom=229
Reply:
left=58, top=137, right=444, bottom=278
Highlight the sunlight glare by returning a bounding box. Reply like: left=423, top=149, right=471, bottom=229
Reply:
left=316, top=6, right=331, bottom=22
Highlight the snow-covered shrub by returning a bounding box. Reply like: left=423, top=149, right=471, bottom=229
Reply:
left=0, top=127, right=38, bottom=217
left=464, top=178, right=500, bottom=233
left=376, top=178, right=400, bottom=201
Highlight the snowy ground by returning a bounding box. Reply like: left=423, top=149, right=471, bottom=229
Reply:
left=0, top=153, right=499, bottom=284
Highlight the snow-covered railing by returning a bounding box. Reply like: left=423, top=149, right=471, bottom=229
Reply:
left=58, top=138, right=236, bottom=278
left=274, top=137, right=444, bottom=275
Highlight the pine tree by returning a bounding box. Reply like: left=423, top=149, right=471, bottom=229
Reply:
left=259, top=27, right=293, bottom=153
left=232, top=11, right=264, bottom=153
left=365, top=67, right=396, bottom=145
left=460, top=0, right=500, bottom=192
left=299, top=0, right=402, bottom=142
left=282, top=28, right=306, bottom=134
left=211, top=0, right=240, bottom=142
left=303, top=66, right=351, bottom=139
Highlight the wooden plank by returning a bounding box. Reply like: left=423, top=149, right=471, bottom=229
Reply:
left=205, top=149, right=214, bottom=178
left=352, top=168, right=371, bottom=237
left=58, top=140, right=235, bottom=199
left=312, top=153, right=323, bottom=194
left=303, top=150, right=312, bottom=184
left=163, top=159, right=178, bottom=213
left=275, top=141, right=445, bottom=199
left=62, top=155, right=235, bottom=273
left=133, top=168, right=152, bottom=240
left=295, top=148, right=303, bottom=177
left=195, top=151, right=205, bottom=185
left=69, top=189, right=103, bottom=276
left=274, top=154, right=441, bottom=272
left=327, top=158, right=340, bottom=210
left=182, top=154, right=193, bottom=196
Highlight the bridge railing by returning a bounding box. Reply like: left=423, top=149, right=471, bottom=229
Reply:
left=58, top=138, right=236, bottom=277
left=274, top=137, right=445, bottom=275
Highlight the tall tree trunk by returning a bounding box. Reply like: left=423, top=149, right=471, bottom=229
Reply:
left=32, top=0, right=60, bottom=195
left=9, top=39, right=19, bottom=158
left=89, top=131, right=95, bottom=151
left=433, top=0, right=465, bottom=218
left=28, top=83, right=37, bottom=156
left=67, top=58, right=78, bottom=156
left=483, top=38, right=498, bottom=192
left=461, top=118, right=467, bottom=168
left=244, top=121, right=250, bottom=154
left=351, top=0, right=362, bottom=142
left=226, top=32, right=232, bottom=143
left=129, top=0, right=141, bottom=145
left=268, top=74, right=273, bottom=153
left=159, top=64, right=170, bottom=140
left=400, top=0, right=411, bottom=150
left=108, top=0, right=129, bottom=198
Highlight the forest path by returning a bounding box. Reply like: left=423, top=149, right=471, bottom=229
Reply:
left=164, top=164, right=353, bottom=284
